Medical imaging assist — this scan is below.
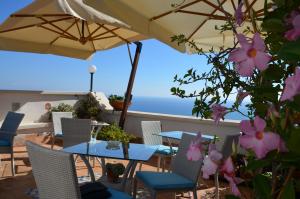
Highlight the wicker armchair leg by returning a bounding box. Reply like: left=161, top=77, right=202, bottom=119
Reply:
left=11, top=150, right=15, bottom=176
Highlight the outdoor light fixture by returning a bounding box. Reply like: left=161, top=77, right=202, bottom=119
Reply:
left=88, top=65, right=97, bottom=92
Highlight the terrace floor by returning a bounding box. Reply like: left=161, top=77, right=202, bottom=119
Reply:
left=0, top=134, right=245, bottom=199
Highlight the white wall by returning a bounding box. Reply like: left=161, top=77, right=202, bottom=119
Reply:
left=0, top=90, right=87, bottom=123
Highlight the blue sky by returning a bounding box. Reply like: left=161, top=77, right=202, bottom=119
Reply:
left=0, top=0, right=209, bottom=97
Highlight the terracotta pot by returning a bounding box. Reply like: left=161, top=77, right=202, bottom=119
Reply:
left=109, top=100, right=131, bottom=111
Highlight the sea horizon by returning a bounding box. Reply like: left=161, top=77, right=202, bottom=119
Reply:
left=128, top=96, right=248, bottom=121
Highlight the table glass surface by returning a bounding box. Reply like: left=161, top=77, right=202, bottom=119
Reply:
left=159, top=131, right=215, bottom=141
left=63, top=141, right=158, bottom=161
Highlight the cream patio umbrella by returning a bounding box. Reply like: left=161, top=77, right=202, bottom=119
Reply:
left=0, top=0, right=146, bottom=59
left=0, top=0, right=147, bottom=128
left=84, top=0, right=271, bottom=53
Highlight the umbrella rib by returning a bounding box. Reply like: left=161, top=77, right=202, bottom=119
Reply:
left=86, top=24, right=104, bottom=40
left=0, top=16, right=73, bottom=34
left=37, top=17, right=77, bottom=39
left=91, top=27, right=119, bottom=40
left=177, top=10, right=227, bottom=20
left=100, top=24, right=130, bottom=43
left=39, top=25, right=76, bottom=41
left=202, top=0, right=232, bottom=17
left=85, top=22, right=96, bottom=52
left=150, top=0, right=202, bottom=21
left=244, top=0, right=258, bottom=14
left=75, top=19, right=82, bottom=38
left=230, top=0, right=237, bottom=11
left=93, top=35, right=117, bottom=41
left=11, top=14, right=71, bottom=17
left=187, top=0, right=227, bottom=40
left=50, top=19, right=78, bottom=45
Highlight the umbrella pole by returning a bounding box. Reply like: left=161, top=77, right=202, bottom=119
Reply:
left=119, top=42, right=142, bottom=129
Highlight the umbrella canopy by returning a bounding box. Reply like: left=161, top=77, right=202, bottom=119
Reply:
left=84, top=0, right=271, bottom=53
left=0, top=0, right=146, bottom=59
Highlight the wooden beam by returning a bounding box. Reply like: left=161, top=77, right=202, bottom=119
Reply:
left=230, top=0, right=237, bottom=11
left=202, top=0, right=232, bottom=17
left=187, top=0, right=227, bottom=40
left=93, top=35, right=117, bottom=41
left=119, top=42, right=142, bottom=129
left=86, top=24, right=104, bottom=40
left=11, top=14, right=71, bottom=17
left=91, top=27, right=119, bottom=40
left=244, top=0, right=258, bottom=14
left=50, top=19, right=77, bottom=45
left=38, top=17, right=77, bottom=39
left=150, top=0, right=202, bottom=21
left=177, top=10, right=227, bottom=20
left=0, top=16, right=73, bottom=34
left=101, top=24, right=130, bottom=43
left=85, top=22, right=96, bottom=51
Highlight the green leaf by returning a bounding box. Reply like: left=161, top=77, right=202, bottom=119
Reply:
left=280, top=180, right=295, bottom=199
left=225, top=195, right=240, bottom=199
left=246, top=159, right=271, bottom=171
left=262, top=18, right=283, bottom=32
left=278, top=40, right=300, bottom=62
left=287, top=128, right=300, bottom=155
left=253, top=174, right=272, bottom=199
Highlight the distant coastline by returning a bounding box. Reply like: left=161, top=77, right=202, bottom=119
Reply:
left=128, top=96, right=248, bottom=121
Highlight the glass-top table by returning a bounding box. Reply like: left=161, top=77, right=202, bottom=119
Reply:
left=63, top=140, right=157, bottom=161
left=63, top=141, right=158, bottom=192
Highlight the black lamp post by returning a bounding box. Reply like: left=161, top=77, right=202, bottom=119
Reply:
left=88, top=65, right=97, bottom=92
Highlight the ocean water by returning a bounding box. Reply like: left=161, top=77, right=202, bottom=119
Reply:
left=129, top=96, right=248, bottom=121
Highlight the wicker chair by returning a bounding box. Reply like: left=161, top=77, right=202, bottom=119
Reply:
left=140, top=121, right=178, bottom=172
left=133, top=133, right=202, bottom=199
left=0, top=111, right=24, bottom=176
left=61, top=118, right=91, bottom=148
left=26, top=142, right=132, bottom=199
left=51, top=112, right=73, bottom=149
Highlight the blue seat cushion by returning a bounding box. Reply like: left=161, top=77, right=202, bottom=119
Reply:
left=155, top=145, right=178, bottom=155
left=54, top=133, right=63, bottom=137
left=136, top=171, right=195, bottom=190
left=108, top=188, right=132, bottom=199
left=0, top=139, right=10, bottom=146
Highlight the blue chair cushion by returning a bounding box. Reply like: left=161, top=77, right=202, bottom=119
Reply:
left=54, top=133, right=63, bottom=137
left=0, top=139, right=10, bottom=146
left=108, top=188, right=132, bottom=199
left=155, top=145, right=178, bottom=155
left=136, top=171, right=195, bottom=190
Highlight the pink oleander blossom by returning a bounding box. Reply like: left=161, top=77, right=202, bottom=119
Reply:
left=235, top=1, right=244, bottom=26
left=229, top=33, right=271, bottom=77
left=202, top=144, right=223, bottom=179
left=186, top=132, right=203, bottom=161
left=220, top=157, right=243, bottom=197
left=211, top=104, right=227, bottom=124
left=280, top=67, right=300, bottom=101
left=285, top=11, right=300, bottom=41
left=239, top=116, right=281, bottom=159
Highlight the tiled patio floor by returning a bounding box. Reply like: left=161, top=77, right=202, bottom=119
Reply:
left=0, top=134, right=237, bottom=199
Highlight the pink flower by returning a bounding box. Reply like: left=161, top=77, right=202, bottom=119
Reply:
left=186, top=132, right=203, bottom=161
left=239, top=116, right=281, bottom=159
left=236, top=89, right=249, bottom=104
left=229, top=33, right=271, bottom=77
left=285, top=11, right=300, bottom=41
left=202, top=144, right=223, bottom=179
left=211, top=104, right=227, bottom=124
left=220, top=157, right=243, bottom=197
left=280, top=67, right=300, bottom=101
left=235, top=1, right=244, bottom=26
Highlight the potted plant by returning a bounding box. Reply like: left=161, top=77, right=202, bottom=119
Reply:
left=96, top=123, right=135, bottom=145
left=108, top=94, right=131, bottom=111
left=47, top=103, right=74, bottom=120
left=74, top=94, right=101, bottom=121
left=105, top=163, right=125, bottom=183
